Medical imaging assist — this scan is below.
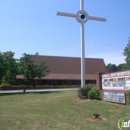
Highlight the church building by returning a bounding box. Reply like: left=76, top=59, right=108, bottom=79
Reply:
left=16, top=55, right=107, bottom=86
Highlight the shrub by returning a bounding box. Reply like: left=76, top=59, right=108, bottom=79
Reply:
left=88, top=86, right=100, bottom=100
left=35, top=85, right=42, bottom=88
left=29, top=85, right=34, bottom=88
left=77, top=87, right=91, bottom=99
left=0, top=83, right=11, bottom=88
left=41, top=85, right=46, bottom=88
left=11, top=85, right=18, bottom=88
left=126, top=90, right=130, bottom=104
left=18, top=85, right=26, bottom=88
left=10, top=85, right=15, bottom=88
left=86, top=84, right=96, bottom=89
left=44, top=85, right=51, bottom=88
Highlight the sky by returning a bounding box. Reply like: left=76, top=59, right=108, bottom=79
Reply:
left=0, top=0, right=130, bottom=65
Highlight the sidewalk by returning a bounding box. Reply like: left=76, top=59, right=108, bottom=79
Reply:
left=0, top=88, right=78, bottom=94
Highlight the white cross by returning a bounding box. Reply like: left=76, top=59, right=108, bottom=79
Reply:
left=56, top=0, right=106, bottom=88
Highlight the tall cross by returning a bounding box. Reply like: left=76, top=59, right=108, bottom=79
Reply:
left=56, top=0, right=106, bottom=88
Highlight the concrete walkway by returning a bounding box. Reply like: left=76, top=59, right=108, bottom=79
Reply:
left=0, top=88, right=78, bottom=94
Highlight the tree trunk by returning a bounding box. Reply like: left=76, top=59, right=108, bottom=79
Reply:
left=23, top=85, right=29, bottom=92
left=23, top=81, right=30, bottom=92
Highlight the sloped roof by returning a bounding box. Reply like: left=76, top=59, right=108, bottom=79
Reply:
left=17, top=74, right=97, bottom=80
left=30, top=55, right=107, bottom=75
left=16, top=55, right=106, bottom=80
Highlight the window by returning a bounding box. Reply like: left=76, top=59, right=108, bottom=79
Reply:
left=118, top=78, right=125, bottom=81
left=109, top=79, right=113, bottom=81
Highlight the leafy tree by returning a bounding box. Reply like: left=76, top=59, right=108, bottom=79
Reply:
left=106, top=63, right=117, bottom=72
left=19, top=53, right=49, bottom=92
left=122, top=37, right=130, bottom=70
left=117, top=63, right=125, bottom=71
left=35, top=52, right=39, bottom=55
left=0, top=51, right=18, bottom=85
left=0, top=52, right=5, bottom=83
left=36, top=60, right=49, bottom=78
left=106, top=63, right=125, bottom=72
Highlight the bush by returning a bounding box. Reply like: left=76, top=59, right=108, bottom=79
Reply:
left=88, top=86, right=100, bottom=100
left=13, top=85, right=34, bottom=89
left=43, top=85, right=51, bottom=88
left=77, top=87, right=91, bottom=99
left=126, top=90, right=130, bottom=104
left=85, top=84, right=96, bottom=89
left=0, top=84, right=86, bottom=89
left=35, top=85, right=42, bottom=88
left=0, top=83, right=11, bottom=88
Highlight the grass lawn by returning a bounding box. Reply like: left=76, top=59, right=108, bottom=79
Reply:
left=0, top=91, right=130, bottom=130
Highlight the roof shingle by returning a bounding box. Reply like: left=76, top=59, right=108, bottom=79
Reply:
left=16, top=55, right=107, bottom=80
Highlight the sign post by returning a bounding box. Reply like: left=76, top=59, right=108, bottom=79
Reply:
left=56, top=0, right=106, bottom=88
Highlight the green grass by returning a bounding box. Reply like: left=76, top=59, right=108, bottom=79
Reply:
left=0, top=91, right=130, bottom=130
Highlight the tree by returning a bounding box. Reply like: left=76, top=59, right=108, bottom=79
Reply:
left=106, top=63, right=117, bottom=72
left=0, top=51, right=18, bottom=85
left=18, top=53, right=49, bottom=92
left=0, top=52, right=5, bottom=84
left=123, top=37, right=130, bottom=70
left=35, top=52, right=39, bottom=55
left=117, top=63, right=125, bottom=71
left=36, top=60, right=49, bottom=78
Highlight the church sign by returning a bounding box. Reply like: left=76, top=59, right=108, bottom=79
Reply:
left=103, top=92, right=125, bottom=104
left=102, top=70, right=130, bottom=90
left=101, top=70, right=130, bottom=104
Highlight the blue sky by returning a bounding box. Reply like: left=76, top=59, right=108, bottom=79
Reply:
left=0, top=0, right=130, bottom=65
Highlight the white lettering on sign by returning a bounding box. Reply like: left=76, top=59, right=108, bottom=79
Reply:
left=102, top=80, right=126, bottom=87
left=102, top=70, right=130, bottom=90
left=103, top=92, right=125, bottom=104
left=102, top=70, right=130, bottom=78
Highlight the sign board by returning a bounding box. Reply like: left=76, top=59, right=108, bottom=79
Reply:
left=103, top=92, right=125, bottom=104
left=102, top=70, right=130, bottom=90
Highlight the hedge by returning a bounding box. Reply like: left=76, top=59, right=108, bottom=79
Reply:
left=0, top=84, right=82, bottom=90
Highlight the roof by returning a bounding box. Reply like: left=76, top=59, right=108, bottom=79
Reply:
left=31, top=55, right=107, bottom=74
left=16, top=55, right=107, bottom=80
left=17, top=74, right=97, bottom=80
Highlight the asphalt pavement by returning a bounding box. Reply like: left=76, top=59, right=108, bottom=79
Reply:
left=0, top=88, right=78, bottom=94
